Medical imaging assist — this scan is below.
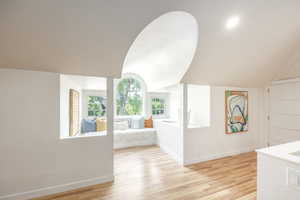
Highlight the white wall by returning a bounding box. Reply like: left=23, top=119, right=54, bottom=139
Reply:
left=166, top=85, right=181, bottom=121
left=63, top=75, right=107, bottom=91
left=269, top=79, right=300, bottom=145
left=183, top=86, right=265, bottom=165
left=0, top=69, right=113, bottom=200
left=153, top=84, right=184, bottom=165
left=156, top=121, right=183, bottom=164
left=187, top=85, right=210, bottom=128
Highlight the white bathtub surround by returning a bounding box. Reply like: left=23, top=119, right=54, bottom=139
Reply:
left=256, top=141, right=300, bottom=200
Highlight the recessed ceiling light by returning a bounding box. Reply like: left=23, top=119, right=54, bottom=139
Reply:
left=226, top=16, right=240, bottom=30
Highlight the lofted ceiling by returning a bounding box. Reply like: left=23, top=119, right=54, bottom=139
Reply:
left=123, top=11, right=198, bottom=91
left=1, top=0, right=300, bottom=87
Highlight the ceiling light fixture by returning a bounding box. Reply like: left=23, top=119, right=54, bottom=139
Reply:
left=225, top=16, right=240, bottom=30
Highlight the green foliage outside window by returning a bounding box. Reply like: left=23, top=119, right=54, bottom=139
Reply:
left=88, top=96, right=106, bottom=117
left=152, top=98, right=165, bottom=115
left=116, top=78, right=143, bottom=115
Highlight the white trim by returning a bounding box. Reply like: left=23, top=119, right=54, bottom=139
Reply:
left=183, top=146, right=257, bottom=166
left=0, top=175, right=114, bottom=200
left=182, top=83, right=188, bottom=129
left=271, top=78, right=300, bottom=85
left=106, top=77, right=114, bottom=187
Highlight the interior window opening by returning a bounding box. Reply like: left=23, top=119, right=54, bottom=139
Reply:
left=60, top=74, right=107, bottom=138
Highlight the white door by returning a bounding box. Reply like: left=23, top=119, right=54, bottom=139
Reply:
left=269, top=79, right=300, bottom=145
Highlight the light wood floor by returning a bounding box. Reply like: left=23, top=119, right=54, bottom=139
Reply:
left=34, top=146, right=257, bottom=200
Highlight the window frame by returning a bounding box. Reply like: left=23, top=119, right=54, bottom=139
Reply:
left=149, top=92, right=169, bottom=119
left=114, top=74, right=147, bottom=117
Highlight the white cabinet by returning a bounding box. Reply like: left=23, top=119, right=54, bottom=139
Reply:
left=257, top=142, right=300, bottom=200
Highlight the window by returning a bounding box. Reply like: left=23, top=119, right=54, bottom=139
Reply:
left=88, top=96, right=106, bottom=117
left=60, top=74, right=107, bottom=138
left=152, top=98, right=165, bottom=115
left=116, top=77, right=143, bottom=116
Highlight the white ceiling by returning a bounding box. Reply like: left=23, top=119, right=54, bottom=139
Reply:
left=123, top=11, right=198, bottom=91
left=63, top=74, right=106, bottom=90
left=181, top=0, right=300, bottom=87
left=1, top=0, right=300, bottom=87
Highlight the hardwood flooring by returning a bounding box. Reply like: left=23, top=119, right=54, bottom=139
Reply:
left=34, top=146, right=257, bottom=200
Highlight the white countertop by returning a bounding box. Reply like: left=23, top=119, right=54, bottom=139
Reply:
left=256, top=141, right=300, bottom=165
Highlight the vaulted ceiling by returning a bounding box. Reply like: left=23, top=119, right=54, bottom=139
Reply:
left=1, top=0, right=300, bottom=87
left=123, top=11, right=198, bottom=91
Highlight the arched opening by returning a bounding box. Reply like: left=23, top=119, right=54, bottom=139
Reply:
left=122, top=11, right=198, bottom=91
left=113, top=11, right=199, bottom=158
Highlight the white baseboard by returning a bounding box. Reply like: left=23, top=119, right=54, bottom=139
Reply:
left=0, top=175, right=114, bottom=200
left=184, top=146, right=257, bottom=166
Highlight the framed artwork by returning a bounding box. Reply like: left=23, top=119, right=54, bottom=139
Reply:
left=225, top=90, right=248, bottom=134
left=69, top=89, right=80, bottom=136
